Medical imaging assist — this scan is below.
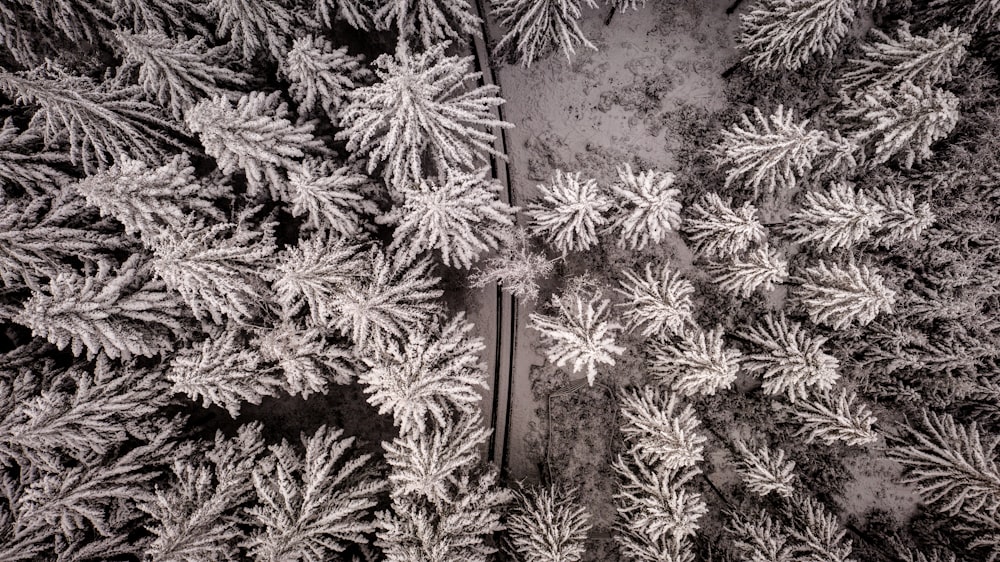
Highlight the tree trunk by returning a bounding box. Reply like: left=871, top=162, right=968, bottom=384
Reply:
left=604, top=6, right=617, bottom=25
left=726, top=0, right=745, bottom=14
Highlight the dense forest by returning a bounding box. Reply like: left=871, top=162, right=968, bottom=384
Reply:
left=1, top=0, right=999, bottom=560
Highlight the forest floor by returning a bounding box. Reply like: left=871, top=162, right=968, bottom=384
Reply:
left=489, top=0, right=922, bottom=558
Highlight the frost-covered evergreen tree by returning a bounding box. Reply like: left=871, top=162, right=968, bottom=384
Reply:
left=270, top=235, right=365, bottom=326
left=142, top=423, right=266, bottom=562
left=786, top=495, right=856, bottom=562
left=726, top=510, right=796, bottom=562
left=717, top=106, right=836, bottom=198
left=889, top=411, right=1000, bottom=517
left=683, top=193, right=766, bottom=258
left=529, top=288, right=626, bottom=385
left=791, top=389, right=878, bottom=446
left=0, top=63, right=180, bottom=174
left=616, top=263, right=694, bottom=338
left=738, top=314, right=840, bottom=401
left=739, top=0, right=856, bottom=72
left=339, top=42, right=509, bottom=187
left=606, top=164, right=682, bottom=250
left=930, top=0, right=1000, bottom=34
left=619, top=387, right=706, bottom=470
left=839, top=24, right=970, bottom=91
left=797, top=261, right=896, bottom=329
left=15, top=256, right=188, bottom=360
left=0, top=118, right=70, bottom=194
left=786, top=183, right=885, bottom=252
left=168, top=326, right=284, bottom=415
left=314, top=0, right=373, bottom=29
left=359, top=313, right=487, bottom=435
left=840, top=82, right=959, bottom=168
left=612, top=449, right=706, bottom=562
left=281, top=36, right=370, bottom=124
left=707, top=244, right=789, bottom=298
left=332, top=248, right=443, bottom=353
left=247, top=426, right=385, bottom=561
left=150, top=218, right=276, bottom=325
left=73, top=154, right=228, bottom=242
left=649, top=327, right=742, bottom=396
left=379, top=168, right=516, bottom=269
left=0, top=194, right=123, bottom=291
left=470, top=227, right=555, bottom=302
left=255, top=322, right=359, bottom=391
left=185, top=92, right=323, bottom=199
left=375, top=469, right=511, bottom=562
left=526, top=170, right=612, bottom=255
left=374, top=0, right=481, bottom=48
left=733, top=440, right=796, bottom=497
left=116, top=29, right=248, bottom=120
left=208, top=0, right=293, bottom=61
left=286, top=158, right=377, bottom=238
left=383, top=414, right=490, bottom=503
left=872, top=186, right=935, bottom=244
left=504, top=486, right=592, bottom=562
left=493, top=0, right=598, bottom=67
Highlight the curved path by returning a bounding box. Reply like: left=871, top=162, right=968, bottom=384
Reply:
left=469, top=1, right=516, bottom=475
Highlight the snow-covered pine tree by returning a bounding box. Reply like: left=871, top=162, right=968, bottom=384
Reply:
left=142, top=423, right=266, bottom=561
left=470, top=227, right=555, bottom=302
left=359, top=313, right=487, bottom=435
left=116, top=29, right=248, bottom=120
left=504, top=485, right=592, bottom=562
left=314, top=0, right=373, bottom=29
left=929, top=0, right=1000, bottom=34
left=281, top=36, right=370, bottom=125
left=112, top=0, right=204, bottom=35
left=208, top=0, right=293, bottom=61
left=383, top=414, right=490, bottom=503
left=528, top=287, right=626, bottom=385
left=839, top=24, right=970, bottom=91
left=733, top=440, right=796, bottom=497
left=726, top=509, right=796, bottom=562
left=286, top=158, right=377, bottom=238
left=493, top=0, right=598, bottom=66
left=15, top=256, right=188, bottom=360
left=168, top=326, right=286, bottom=416
left=379, top=168, right=517, bottom=269
left=606, top=164, right=682, bottom=250
left=526, top=170, right=612, bottom=255
left=889, top=411, right=1000, bottom=517
left=332, top=248, right=443, bottom=354
left=706, top=244, right=789, bottom=298
left=785, top=495, right=856, bottom=562
left=872, top=186, right=935, bottom=244
left=840, top=82, right=959, bottom=169
left=619, top=386, right=707, bottom=470
left=739, top=0, right=856, bottom=72
left=717, top=106, right=835, bottom=199
left=683, top=192, right=766, bottom=258
left=338, top=42, right=510, bottom=188
left=270, top=234, right=365, bottom=326
left=0, top=194, right=124, bottom=291
left=255, top=321, right=358, bottom=393
left=247, top=426, right=386, bottom=561
left=612, top=449, right=706, bottom=562
left=785, top=183, right=885, bottom=252
left=150, top=218, right=276, bottom=325
left=73, top=154, right=228, bottom=243
left=0, top=63, right=180, bottom=174
left=375, top=469, right=511, bottom=562
left=649, top=327, right=742, bottom=396
left=185, top=92, right=323, bottom=199
left=0, top=117, right=70, bottom=194
left=615, top=263, right=694, bottom=338
left=738, top=313, right=840, bottom=401
left=796, top=261, right=896, bottom=329
left=374, top=0, right=481, bottom=48
left=790, top=388, right=878, bottom=446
